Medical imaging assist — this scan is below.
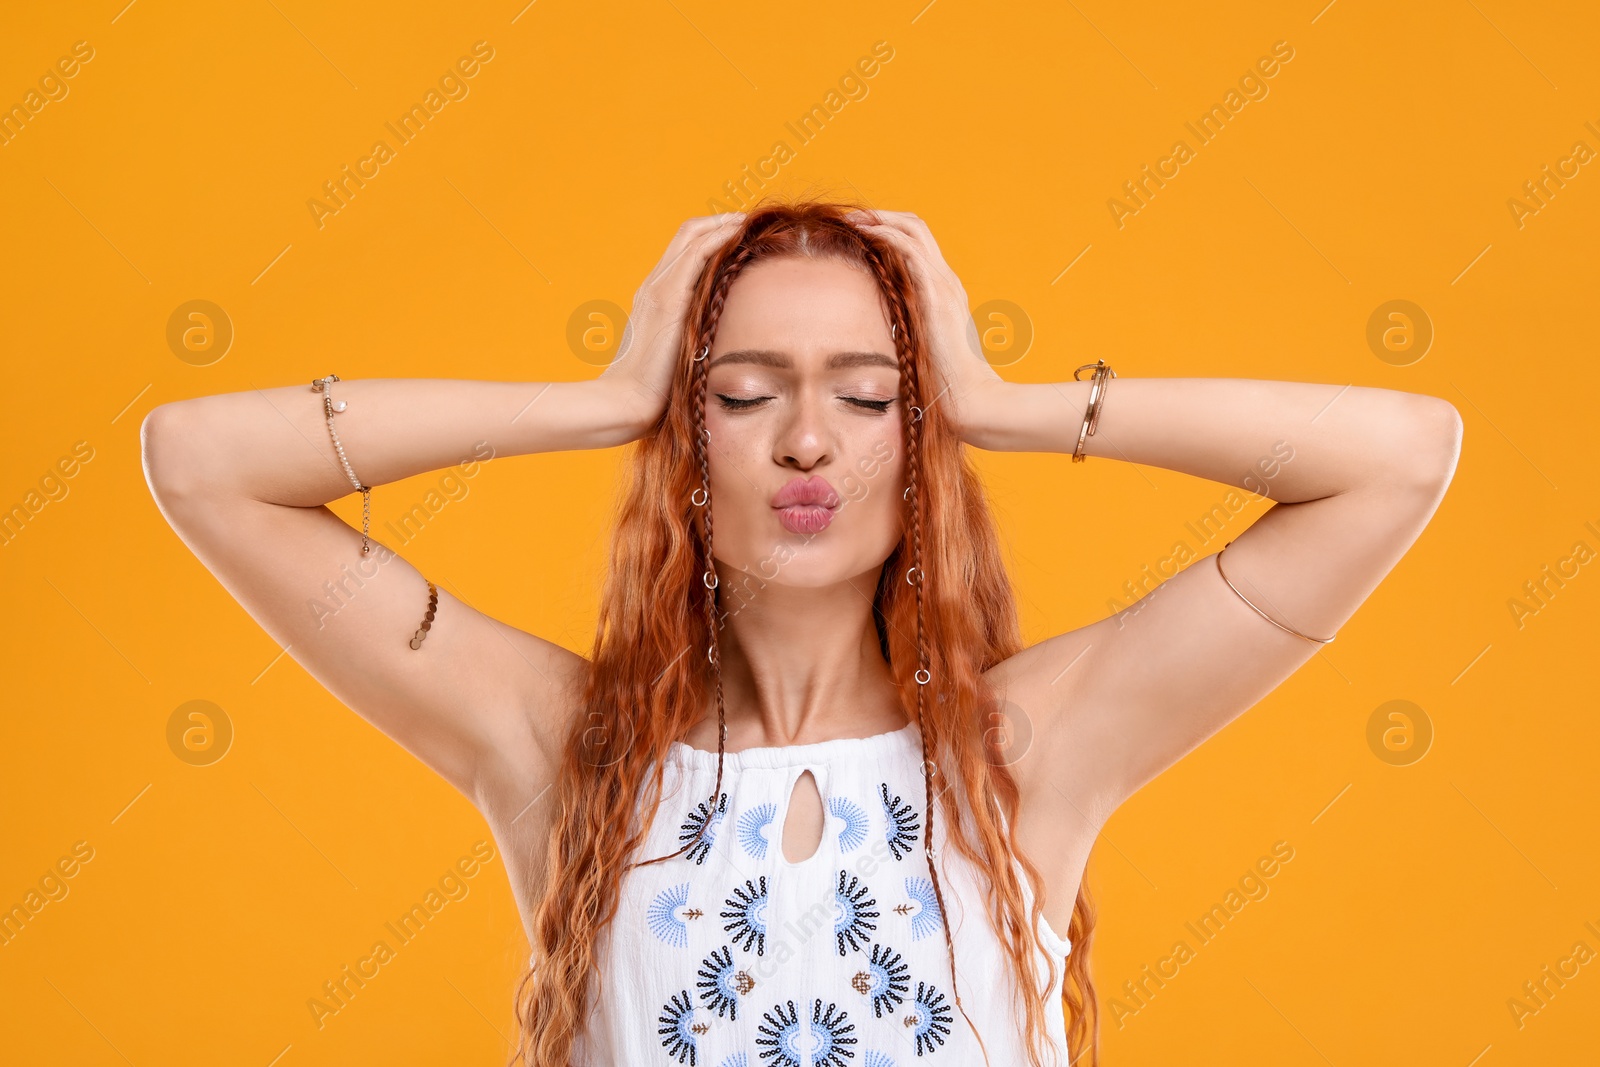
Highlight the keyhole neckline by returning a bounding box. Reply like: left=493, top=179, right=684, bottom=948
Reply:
left=778, top=766, right=829, bottom=868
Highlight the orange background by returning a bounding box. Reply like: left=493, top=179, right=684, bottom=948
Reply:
left=3, top=0, right=1598, bottom=1063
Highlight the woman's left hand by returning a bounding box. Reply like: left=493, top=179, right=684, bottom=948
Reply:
left=847, top=209, right=1009, bottom=444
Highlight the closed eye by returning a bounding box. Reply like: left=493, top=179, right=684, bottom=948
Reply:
left=715, top=394, right=771, bottom=410
left=714, top=394, right=895, bottom=413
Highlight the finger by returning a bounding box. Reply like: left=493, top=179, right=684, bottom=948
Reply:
left=856, top=217, right=953, bottom=288
left=666, top=213, right=744, bottom=254
left=850, top=208, right=917, bottom=227
left=855, top=217, right=920, bottom=255
left=688, top=211, right=745, bottom=227
left=687, top=214, right=744, bottom=259
left=847, top=210, right=896, bottom=230
left=851, top=214, right=932, bottom=257
left=863, top=212, right=936, bottom=252
left=654, top=214, right=744, bottom=281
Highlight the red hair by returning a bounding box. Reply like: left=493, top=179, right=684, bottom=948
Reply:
left=511, top=196, right=1100, bottom=1066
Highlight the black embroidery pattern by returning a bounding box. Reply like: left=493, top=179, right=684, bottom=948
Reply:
left=696, top=943, right=747, bottom=1020
left=721, top=875, right=769, bottom=956
left=755, top=998, right=802, bottom=1067
left=833, top=869, right=880, bottom=955
left=657, top=988, right=699, bottom=1064
left=850, top=942, right=911, bottom=1018
left=879, top=781, right=922, bottom=861
left=807, top=998, right=858, bottom=1066
left=678, top=791, right=729, bottom=865
left=753, top=998, right=857, bottom=1067
left=908, top=980, right=955, bottom=1056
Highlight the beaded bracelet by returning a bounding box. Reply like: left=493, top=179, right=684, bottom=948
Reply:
left=312, top=374, right=437, bottom=651
left=310, top=374, right=372, bottom=554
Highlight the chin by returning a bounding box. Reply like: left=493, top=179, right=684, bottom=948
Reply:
left=716, top=542, right=865, bottom=590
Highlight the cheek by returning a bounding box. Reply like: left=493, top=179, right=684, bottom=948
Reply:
left=704, top=415, right=769, bottom=564
left=705, top=411, right=756, bottom=496
left=838, top=439, right=906, bottom=524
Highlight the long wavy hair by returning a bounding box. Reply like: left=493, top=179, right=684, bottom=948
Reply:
left=510, top=197, right=1100, bottom=1067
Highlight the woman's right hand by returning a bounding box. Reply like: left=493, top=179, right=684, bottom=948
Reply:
left=601, top=212, right=745, bottom=435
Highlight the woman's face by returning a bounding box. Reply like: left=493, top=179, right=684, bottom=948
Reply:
left=703, top=253, right=908, bottom=604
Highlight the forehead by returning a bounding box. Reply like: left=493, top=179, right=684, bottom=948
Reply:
left=711, top=255, right=892, bottom=362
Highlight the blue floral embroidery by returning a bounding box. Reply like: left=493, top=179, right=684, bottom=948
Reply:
left=879, top=782, right=921, bottom=861
left=680, top=791, right=730, bottom=865
left=658, top=988, right=700, bottom=1064
left=834, top=869, right=881, bottom=955
left=907, top=982, right=954, bottom=1056
left=649, top=881, right=693, bottom=948
left=737, top=802, right=777, bottom=860
left=902, top=876, right=942, bottom=941
left=715, top=1054, right=750, bottom=1067
left=697, top=944, right=747, bottom=1020
left=722, top=876, right=769, bottom=956
left=830, top=794, right=869, bottom=852
left=850, top=942, right=910, bottom=1018
left=862, top=1052, right=898, bottom=1067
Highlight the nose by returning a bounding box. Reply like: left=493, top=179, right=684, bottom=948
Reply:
left=774, top=390, right=833, bottom=471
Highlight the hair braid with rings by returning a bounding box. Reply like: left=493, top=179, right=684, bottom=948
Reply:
left=629, top=227, right=993, bottom=1065
left=861, top=242, right=991, bottom=1065
left=630, top=238, right=761, bottom=871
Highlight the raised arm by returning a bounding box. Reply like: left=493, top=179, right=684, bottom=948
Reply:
left=976, top=376, right=1461, bottom=823
left=140, top=213, right=744, bottom=807
left=140, top=377, right=635, bottom=803
left=849, top=209, right=1463, bottom=831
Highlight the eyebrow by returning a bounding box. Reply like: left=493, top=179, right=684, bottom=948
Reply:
left=707, top=349, right=898, bottom=371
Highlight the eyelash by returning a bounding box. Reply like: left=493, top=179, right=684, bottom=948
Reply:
left=716, top=394, right=893, bottom=414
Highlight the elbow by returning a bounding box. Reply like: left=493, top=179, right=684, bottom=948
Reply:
left=141, top=402, right=212, bottom=509
left=1388, top=395, right=1463, bottom=495
left=1415, top=396, right=1463, bottom=489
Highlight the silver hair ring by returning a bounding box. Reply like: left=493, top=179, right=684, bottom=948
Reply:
left=692, top=487, right=708, bottom=505
left=915, top=668, right=931, bottom=684
left=694, top=344, right=709, bottom=361
left=903, top=486, right=913, bottom=501
left=891, top=323, right=897, bottom=339
left=703, top=570, right=718, bottom=589
left=906, top=566, right=920, bottom=585
left=909, top=405, right=923, bottom=422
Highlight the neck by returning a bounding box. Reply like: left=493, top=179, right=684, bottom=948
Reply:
left=692, top=567, right=907, bottom=749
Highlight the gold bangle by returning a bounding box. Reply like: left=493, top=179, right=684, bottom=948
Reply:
left=1215, top=541, right=1334, bottom=645
left=1071, top=359, right=1115, bottom=462
left=409, top=580, right=438, bottom=650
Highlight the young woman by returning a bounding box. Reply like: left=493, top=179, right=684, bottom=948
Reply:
left=141, top=201, right=1461, bottom=1067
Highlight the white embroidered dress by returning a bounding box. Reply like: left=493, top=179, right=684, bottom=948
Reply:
left=571, top=720, right=1073, bottom=1066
